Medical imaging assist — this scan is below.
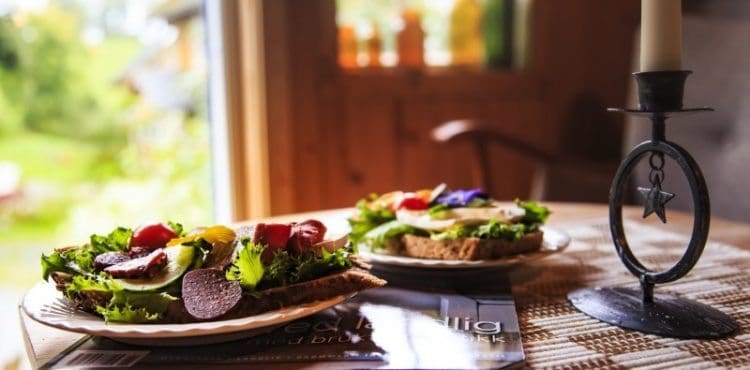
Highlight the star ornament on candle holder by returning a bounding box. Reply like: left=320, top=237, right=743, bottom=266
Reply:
left=567, top=69, right=739, bottom=339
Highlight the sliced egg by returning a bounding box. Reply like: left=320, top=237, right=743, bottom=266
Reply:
left=396, top=210, right=457, bottom=231
left=444, top=206, right=525, bottom=225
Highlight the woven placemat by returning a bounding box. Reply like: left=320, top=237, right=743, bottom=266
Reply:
left=515, top=219, right=750, bottom=369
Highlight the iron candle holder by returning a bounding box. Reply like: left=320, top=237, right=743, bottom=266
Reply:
left=567, top=70, right=739, bottom=339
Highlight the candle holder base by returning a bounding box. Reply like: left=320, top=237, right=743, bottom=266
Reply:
left=569, top=287, right=738, bottom=339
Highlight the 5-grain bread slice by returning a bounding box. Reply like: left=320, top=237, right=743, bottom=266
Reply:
left=50, top=267, right=386, bottom=323
left=400, top=231, right=543, bottom=261
left=168, top=267, right=385, bottom=322
left=222, top=268, right=384, bottom=320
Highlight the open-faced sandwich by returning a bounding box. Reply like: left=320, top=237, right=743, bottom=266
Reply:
left=348, top=184, right=550, bottom=261
left=41, top=220, right=385, bottom=323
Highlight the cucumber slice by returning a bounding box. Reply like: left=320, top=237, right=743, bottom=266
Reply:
left=117, top=245, right=195, bottom=292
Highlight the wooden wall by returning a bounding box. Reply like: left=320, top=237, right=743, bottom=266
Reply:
left=261, top=0, right=640, bottom=214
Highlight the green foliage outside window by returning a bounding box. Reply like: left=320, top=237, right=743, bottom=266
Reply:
left=0, top=2, right=212, bottom=289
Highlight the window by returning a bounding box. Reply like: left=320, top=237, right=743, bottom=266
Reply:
left=0, top=0, right=239, bottom=363
left=0, top=0, right=220, bottom=323
left=335, top=0, right=532, bottom=70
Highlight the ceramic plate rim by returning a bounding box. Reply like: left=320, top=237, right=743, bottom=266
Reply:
left=358, top=225, right=571, bottom=269
left=22, top=282, right=346, bottom=339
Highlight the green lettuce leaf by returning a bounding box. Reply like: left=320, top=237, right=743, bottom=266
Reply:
left=258, top=247, right=354, bottom=289
left=427, top=204, right=450, bottom=219
left=294, top=247, right=352, bottom=283
left=363, top=220, right=422, bottom=250
left=80, top=281, right=177, bottom=323
left=474, top=220, right=529, bottom=241
left=167, top=221, right=186, bottom=237
left=226, top=240, right=265, bottom=290
left=517, top=200, right=550, bottom=225
left=64, top=248, right=96, bottom=273
left=41, top=252, right=74, bottom=280
left=96, top=305, right=161, bottom=323
left=430, top=225, right=474, bottom=241
left=262, top=251, right=295, bottom=288
left=109, top=291, right=177, bottom=314
left=42, top=246, right=97, bottom=277
left=348, top=196, right=396, bottom=246
left=90, top=227, right=132, bottom=254
left=41, top=246, right=98, bottom=277
left=66, top=274, right=122, bottom=296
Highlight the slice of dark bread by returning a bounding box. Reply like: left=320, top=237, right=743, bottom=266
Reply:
left=50, top=267, right=386, bottom=323
left=165, top=267, right=386, bottom=323
left=400, top=231, right=544, bottom=261
left=221, top=268, right=385, bottom=321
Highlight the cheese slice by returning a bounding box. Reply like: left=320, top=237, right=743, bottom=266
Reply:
left=396, top=205, right=526, bottom=231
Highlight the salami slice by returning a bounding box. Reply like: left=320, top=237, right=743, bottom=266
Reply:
left=93, top=252, right=132, bottom=271
left=182, top=269, right=242, bottom=320
left=128, top=246, right=152, bottom=258
left=287, top=219, right=327, bottom=255
left=103, top=249, right=167, bottom=279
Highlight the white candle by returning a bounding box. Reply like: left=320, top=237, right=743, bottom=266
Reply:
left=640, top=0, right=683, bottom=71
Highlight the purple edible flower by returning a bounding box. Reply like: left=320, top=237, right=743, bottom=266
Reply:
left=435, top=188, right=490, bottom=207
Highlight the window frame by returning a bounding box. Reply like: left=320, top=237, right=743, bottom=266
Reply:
left=205, top=0, right=271, bottom=221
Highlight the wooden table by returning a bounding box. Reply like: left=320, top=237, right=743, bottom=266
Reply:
left=19, top=203, right=750, bottom=369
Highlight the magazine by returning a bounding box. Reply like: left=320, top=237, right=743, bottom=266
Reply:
left=43, top=268, right=524, bottom=369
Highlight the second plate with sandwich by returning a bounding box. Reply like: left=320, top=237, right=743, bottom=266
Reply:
left=357, top=225, right=570, bottom=269
left=348, top=184, right=571, bottom=269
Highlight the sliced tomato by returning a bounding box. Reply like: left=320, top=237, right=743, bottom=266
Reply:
left=397, top=194, right=429, bottom=210
left=253, top=223, right=292, bottom=263
left=253, top=223, right=292, bottom=248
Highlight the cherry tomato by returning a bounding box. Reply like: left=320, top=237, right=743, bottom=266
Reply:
left=130, top=222, right=178, bottom=251
left=397, top=194, right=429, bottom=210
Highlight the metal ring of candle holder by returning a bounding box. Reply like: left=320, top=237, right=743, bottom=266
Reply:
left=609, top=139, right=710, bottom=285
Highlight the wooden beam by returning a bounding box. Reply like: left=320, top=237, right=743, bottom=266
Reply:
left=221, top=0, right=271, bottom=220
left=262, top=1, right=297, bottom=215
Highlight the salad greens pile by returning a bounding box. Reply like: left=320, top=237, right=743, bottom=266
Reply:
left=42, top=221, right=355, bottom=324
left=348, top=196, right=397, bottom=247
left=42, top=227, right=134, bottom=279
left=226, top=238, right=354, bottom=291
left=41, top=223, right=193, bottom=323
left=349, top=186, right=550, bottom=250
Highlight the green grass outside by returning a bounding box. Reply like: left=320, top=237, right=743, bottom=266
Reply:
left=0, top=132, right=92, bottom=287
left=0, top=8, right=210, bottom=291
left=0, top=131, right=101, bottom=184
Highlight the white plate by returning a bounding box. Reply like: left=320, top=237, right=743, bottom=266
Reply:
left=22, top=282, right=345, bottom=346
left=358, top=226, right=571, bottom=269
